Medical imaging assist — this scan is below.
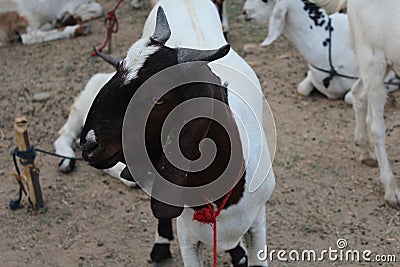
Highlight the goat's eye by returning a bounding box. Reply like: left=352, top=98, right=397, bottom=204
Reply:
left=262, top=0, right=268, bottom=2
left=152, top=97, right=165, bottom=105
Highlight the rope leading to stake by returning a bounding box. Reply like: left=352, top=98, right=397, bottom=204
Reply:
left=10, top=146, right=83, bottom=210
left=192, top=161, right=244, bottom=267
left=91, top=0, right=123, bottom=56
left=10, top=148, right=31, bottom=210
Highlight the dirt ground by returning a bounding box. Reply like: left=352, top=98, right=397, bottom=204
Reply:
left=1, top=0, right=399, bottom=266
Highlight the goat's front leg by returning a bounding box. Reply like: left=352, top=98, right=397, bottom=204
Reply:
left=351, top=78, right=377, bottom=167
left=177, top=217, right=204, bottom=267
left=21, top=25, right=89, bottom=45
left=54, top=105, right=84, bottom=173
left=103, top=162, right=137, bottom=188
left=227, top=242, right=248, bottom=267
left=244, top=206, right=268, bottom=267
left=297, top=70, right=314, bottom=96
left=151, top=219, right=174, bottom=263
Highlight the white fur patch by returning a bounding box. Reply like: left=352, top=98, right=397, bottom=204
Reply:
left=86, top=129, right=96, bottom=143
left=155, top=231, right=170, bottom=244
left=123, top=38, right=160, bottom=83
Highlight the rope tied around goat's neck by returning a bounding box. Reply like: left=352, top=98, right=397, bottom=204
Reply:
left=91, top=0, right=123, bottom=56
left=192, top=160, right=244, bottom=267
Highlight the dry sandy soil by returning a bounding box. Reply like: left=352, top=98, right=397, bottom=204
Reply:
left=1, top=0, right=399, bottom=266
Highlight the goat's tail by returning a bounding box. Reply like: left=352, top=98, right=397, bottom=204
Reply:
left=314, top=0, right=348, bottom=13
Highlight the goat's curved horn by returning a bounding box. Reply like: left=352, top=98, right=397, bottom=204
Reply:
left=151, top=6, right=171, bottom=45
left=177, top=44, right=230, bottom=63
left=93, top=47, right=120, bottom=69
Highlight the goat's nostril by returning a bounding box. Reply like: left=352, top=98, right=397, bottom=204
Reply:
left=82, top=140, right=100, bottom=159
left=242, top=10, right=247, bottom=15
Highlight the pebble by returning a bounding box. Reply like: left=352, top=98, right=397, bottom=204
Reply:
left=33, top=92, right=51, bottom=102
left=243, top=43, right=260, bottom=56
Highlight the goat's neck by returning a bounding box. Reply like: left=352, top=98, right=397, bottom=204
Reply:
left=283, top=2, right=331, bottom=65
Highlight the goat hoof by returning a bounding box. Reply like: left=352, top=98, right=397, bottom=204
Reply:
left=384, top=190, right=400, bottom=210
left=150, top=243, right=172, bottom=263
left=74, top=24, right=90, bottom=36
left=59, top=158, right=76, bottom=173
left=233, top=255, right=247, bottom=267
left=361, top=158, right=378, bottom=168
left=131, top=1, right=143, bottom=9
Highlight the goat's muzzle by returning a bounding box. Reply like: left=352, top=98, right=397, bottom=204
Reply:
left=81, top=139, right=100, bottom=161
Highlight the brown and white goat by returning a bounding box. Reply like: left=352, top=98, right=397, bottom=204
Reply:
left=80, top=1, right=275, bottom=266
left=0, top=0, right=102, bottom=46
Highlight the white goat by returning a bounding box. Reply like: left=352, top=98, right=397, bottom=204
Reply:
left=130, top=0, right=229, bottom=35
left=54, top=70, right=136, bottom=188
left=314, top=0, right=400, bottom=209
left=242, top=0, right=400, bottom=105
left=130, top=0, right=159, bottom=9
left=0, top=0, right=102, bottom=47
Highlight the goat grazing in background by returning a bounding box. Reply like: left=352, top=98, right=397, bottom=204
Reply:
left=80, top=0, right=275, bottom=266
left=242, top=0, right=400, bottom=105
left=313, top=0, right=400, bottom=209
left=0, top=0, right=102, bottom=46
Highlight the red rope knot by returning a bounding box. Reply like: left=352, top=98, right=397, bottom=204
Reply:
left=105, top=10, right=119, bottom=34
left=191, top=160, right=244, bottom=267
left=91, top=0, right=123, bottom=56
left=193, top=203, right=219, bottom=267
left=193, top=205, right=217, bottom=225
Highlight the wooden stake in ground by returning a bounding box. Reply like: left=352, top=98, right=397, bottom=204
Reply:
left=13, top=117, right=44, bottom=210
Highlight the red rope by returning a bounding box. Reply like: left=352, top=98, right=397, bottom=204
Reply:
left=192, top=160, right=244, bottom=267
left=91, top=0, right=123, bottom=56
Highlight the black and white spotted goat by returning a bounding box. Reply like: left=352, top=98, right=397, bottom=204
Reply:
left=79, top=0, right=275, bottom=266
left=242, top=0, right=400, bottom=104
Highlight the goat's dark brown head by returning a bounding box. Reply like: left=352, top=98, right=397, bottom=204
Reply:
left=80, top=7, right=231, bottom=219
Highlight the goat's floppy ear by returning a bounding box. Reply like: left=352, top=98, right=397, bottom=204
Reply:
left=152, top=6, right=171, bottom=45
left=260, top=1, right=288, bottom=46
left=151, top=82, right=216, bottom=219
left=177, top=44, right=230, bottom=63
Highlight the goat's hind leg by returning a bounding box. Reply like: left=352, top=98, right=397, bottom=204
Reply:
left=364, top=67, right=400, bottom=209
left=351, top=78, right=377, bottom=167
left=297, top=70, right=314, bottom=96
